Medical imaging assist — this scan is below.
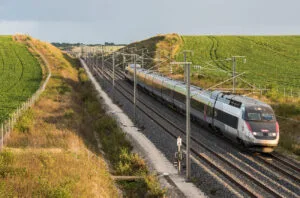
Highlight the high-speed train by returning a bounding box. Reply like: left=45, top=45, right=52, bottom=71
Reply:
left=125, top=64, right=279, bottom=153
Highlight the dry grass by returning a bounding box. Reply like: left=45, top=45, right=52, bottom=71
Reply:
left=0, top=149, right=115, bottom=197
left=0, top=35, right=119, bottom=197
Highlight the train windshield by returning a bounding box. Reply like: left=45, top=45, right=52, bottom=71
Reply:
left=244, top=106, right=275, bottom=122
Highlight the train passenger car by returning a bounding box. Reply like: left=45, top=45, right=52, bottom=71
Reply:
left=125, top=65, right=279, bottom=152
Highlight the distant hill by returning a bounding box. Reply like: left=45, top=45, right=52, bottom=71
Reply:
left=52, top=42, right=126, bottom=51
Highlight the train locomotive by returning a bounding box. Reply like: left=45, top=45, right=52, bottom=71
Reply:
left=125, top=64, right=279, bottom=153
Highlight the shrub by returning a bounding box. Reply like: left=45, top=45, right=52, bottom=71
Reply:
left=64, top=109, right=74, bottom=119
left=144, top=174, right=166, bottom=197
left=34, top=177, right=72, bottom=198
left=56, top=84, right=71, bottom=95
left=78, top=68, right=89, bottom=83
left=15, top=109, right=34, bottom=133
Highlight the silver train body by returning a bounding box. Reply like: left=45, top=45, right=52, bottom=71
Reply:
left=125, top=64, right=279, bottom=153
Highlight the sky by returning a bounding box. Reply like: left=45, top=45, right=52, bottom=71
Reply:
left=0, top=0, right=299, bottom=44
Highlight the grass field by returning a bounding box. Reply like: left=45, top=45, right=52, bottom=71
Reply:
left=0, top=36, right=42, bottom=123
left=175, top=36, right=300, bottom=95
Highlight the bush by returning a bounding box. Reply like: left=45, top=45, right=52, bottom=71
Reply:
left=78, top=68, right=89, bottom=83
left=64, top=109, right=74, bottom=119
left=116, top=148, right=147, bottom=175
left=15, top=109, right=34, bottom=133
left=144, top=175, right=166, bottom=197
left=34, top=177, right=72, bottom=198
left=56, top=84, right=71, bottom=95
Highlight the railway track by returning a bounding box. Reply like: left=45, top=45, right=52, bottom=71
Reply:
left=85, top=59, right=300, bottom=197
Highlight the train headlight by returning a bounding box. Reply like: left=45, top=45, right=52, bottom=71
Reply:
left=253, top=132, right=257, bottom=136
left=272, top=133, right=276, bottom=136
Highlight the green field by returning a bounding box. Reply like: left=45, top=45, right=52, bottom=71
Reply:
left=176, top=36, right=300, bottom=95
left=0, top=36, right=42, bottom=123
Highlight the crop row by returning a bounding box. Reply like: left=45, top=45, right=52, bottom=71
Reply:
left=176, top=36, right=300, bottom=93
left=0, top=36, right=42, bottom=123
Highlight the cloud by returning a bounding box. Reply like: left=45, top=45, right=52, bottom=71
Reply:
left=0, top=0, right=113, bottom=22
left=0, top=20, right=38, bottom=35
left=0, top=0, right=299, bottom=43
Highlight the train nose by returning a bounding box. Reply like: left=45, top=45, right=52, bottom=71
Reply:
left=248, top=121, right=277, bottom=139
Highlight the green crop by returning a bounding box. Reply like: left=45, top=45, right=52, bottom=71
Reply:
left=0, top=36, right=42, bottom=123
left=176, top=36, right=300, bottom=94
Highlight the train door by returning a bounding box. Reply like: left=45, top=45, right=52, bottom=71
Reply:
left=215, top=103, right=226, bottom=133
left=222, top=105, right=239, bottom=139
left=237, top=108, right=244, bottom=140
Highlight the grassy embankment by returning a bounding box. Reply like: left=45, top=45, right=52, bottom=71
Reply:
left=0, top=36, right=42, bottom=123
left=0, top=35, right=164, bottom=197
left=114, top=34, right=300, bottom=157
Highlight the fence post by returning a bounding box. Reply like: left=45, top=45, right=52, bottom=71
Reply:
left=7, top=119, right=10, bottom=138
left=10, top=117, right=13, bottom=135
left=1, top=124, right=3, bottom=149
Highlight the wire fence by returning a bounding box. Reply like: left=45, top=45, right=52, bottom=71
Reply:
left=0, top=57, right=51, bottom=151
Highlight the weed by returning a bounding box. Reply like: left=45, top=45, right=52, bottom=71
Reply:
left=64, top=109, right=74, bottom=119
left=56, top=84, right=71, bottom=95
left=15, top=109, right=34, bottom=133
left=144, top=174, right=166, bottom=197
left=0, top=181, right=14, bottom=197
left=33, top=176, right=72, bottom=198
left=0, top=150, right=27, bottom=178
left=78, top=68, right=89, bottom=83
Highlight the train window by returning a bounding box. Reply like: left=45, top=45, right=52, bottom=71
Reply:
left=153, top=83, right=162, bottom=92
left=174, top=91, right=185, bottom=103
left=215, top=110, right=238, bottom=129
left=191, top=99, right=204, bottom=112
left=163, top=86, right=172, bottom=96
left=247, top=113, right=261, bottom=121
left=144, top=76, right=152, bottom=87
left=241, top=107, right=246, bottom=120
left=206, top=106, right=213, bottom=117
left=262, top=114, right=274, bottom=121
left=137, top=74, right=144, bottom=83
left=245, top=106, right=275, bottom=122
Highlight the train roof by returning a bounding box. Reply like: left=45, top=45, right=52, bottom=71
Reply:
left=215, top=91, right=270, bottom=108
left=128, top=66, right=271, bottom=109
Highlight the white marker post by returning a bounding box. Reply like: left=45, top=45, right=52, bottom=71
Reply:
left=177, top=136, right=182, bottom=174
left=171, top=61, right=192, bottom=180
